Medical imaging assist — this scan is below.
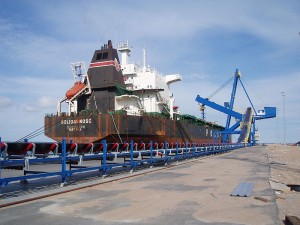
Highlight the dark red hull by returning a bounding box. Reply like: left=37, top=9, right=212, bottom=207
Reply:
left=45, top=113, right=223, bottom=144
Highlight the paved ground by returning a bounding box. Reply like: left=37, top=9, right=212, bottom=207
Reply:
left=0, top=146, right=283, bottom=225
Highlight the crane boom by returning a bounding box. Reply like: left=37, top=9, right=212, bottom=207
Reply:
left=195, top=95, right=242, bottom=119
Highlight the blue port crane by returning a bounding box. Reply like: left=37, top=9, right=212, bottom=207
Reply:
left=195, top=69, right=276, bottom=145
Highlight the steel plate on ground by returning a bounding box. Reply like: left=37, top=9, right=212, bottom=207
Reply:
left=231, top=181, right=254, bottom=197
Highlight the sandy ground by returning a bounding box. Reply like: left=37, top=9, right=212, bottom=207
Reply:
left=266, top=144, right=300, bottom=224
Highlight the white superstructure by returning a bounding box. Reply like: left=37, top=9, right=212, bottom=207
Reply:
left=116, top=41, right=182, bottom=118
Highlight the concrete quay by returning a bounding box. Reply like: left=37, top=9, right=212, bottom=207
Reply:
left=0, top=145, right=289, bottom=225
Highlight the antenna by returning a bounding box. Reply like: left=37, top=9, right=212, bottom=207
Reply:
left=143, top=48, right=147, bottom=72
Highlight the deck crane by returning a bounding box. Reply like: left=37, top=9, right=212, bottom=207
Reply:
left=195, top=69, right=276, bottom=145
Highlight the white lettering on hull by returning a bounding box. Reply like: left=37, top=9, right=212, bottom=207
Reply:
left=61, top=118, right=92, bottom=125
left=66, top=125, right=86, bottom=132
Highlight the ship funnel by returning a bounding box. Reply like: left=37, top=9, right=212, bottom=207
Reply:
left=108, top=40, right=112, bottom=48
left=101, top=40, right=113, bottom=50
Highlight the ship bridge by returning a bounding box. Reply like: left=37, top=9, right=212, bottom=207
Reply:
left=117, top=41, right=182, bottom=116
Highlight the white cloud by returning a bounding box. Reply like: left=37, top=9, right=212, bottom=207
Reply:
left=0, top=96, right=13, bottom=109
left=0, top=76, right=71, bottom=119
left=38, top=96, right=58, bottom=108
left=23, top=105, right=40, bottom=112
left=0, top=76, right=70, bottom=142
left=18, top=96, right=58, bottom=113
left=22, top=1, right=299, bottom=45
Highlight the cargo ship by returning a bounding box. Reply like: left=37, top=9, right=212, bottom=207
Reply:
left=44, top=40, right=224, bottom=144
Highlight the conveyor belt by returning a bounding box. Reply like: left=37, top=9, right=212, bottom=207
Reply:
left=0, top=139, right=249, bottom=193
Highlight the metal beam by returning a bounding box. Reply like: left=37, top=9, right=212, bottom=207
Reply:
left=195, top=95, right=242, bottom=120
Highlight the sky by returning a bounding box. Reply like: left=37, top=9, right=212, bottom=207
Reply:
left=0, top=0, right=299, bottom=143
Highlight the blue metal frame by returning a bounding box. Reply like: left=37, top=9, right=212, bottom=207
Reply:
left=195, top=68, right=276, bottom=145
left=224, top=69, right=241, bottom=142
left=0, top=138, right=250, bottom=188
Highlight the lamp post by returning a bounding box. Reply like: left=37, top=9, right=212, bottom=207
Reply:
left=281, top=91, right=286, bottom=145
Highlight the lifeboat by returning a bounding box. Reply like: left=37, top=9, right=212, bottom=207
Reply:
left=66, top=81, right=86, bottom=100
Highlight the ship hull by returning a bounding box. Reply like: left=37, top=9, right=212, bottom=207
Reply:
left=45, top=113, right=223, bottom=144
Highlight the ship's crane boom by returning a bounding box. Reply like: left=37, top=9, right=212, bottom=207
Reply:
left=195, top=69, right=276, bottom=145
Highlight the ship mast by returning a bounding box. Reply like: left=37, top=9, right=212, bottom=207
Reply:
left=143, top=48, right=147, bottom=72
left=117, top=40, right=131, bottom=66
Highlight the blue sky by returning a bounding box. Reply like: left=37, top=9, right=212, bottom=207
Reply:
left=0, top=0, right=299, bottom=143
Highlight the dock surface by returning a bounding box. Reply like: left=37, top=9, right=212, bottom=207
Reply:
left=1, top=145, right=298, bottom=225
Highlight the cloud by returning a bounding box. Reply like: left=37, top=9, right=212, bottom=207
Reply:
left=1, top=1, right=299, bottom=79
left=38, top=96, right=58, bottom=108
left=0, top=18, right=95, bottom=76
left=0, top=76, right=70, bottom=141
left=23, top=105, right=40, bottom=112
left=0, top=75, right=71, bottom=116
left=0, top=96, right=13, bottom=109
left=20, top=1, right=299, bottom=45
left=20, top=96, right=57, bottom=112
